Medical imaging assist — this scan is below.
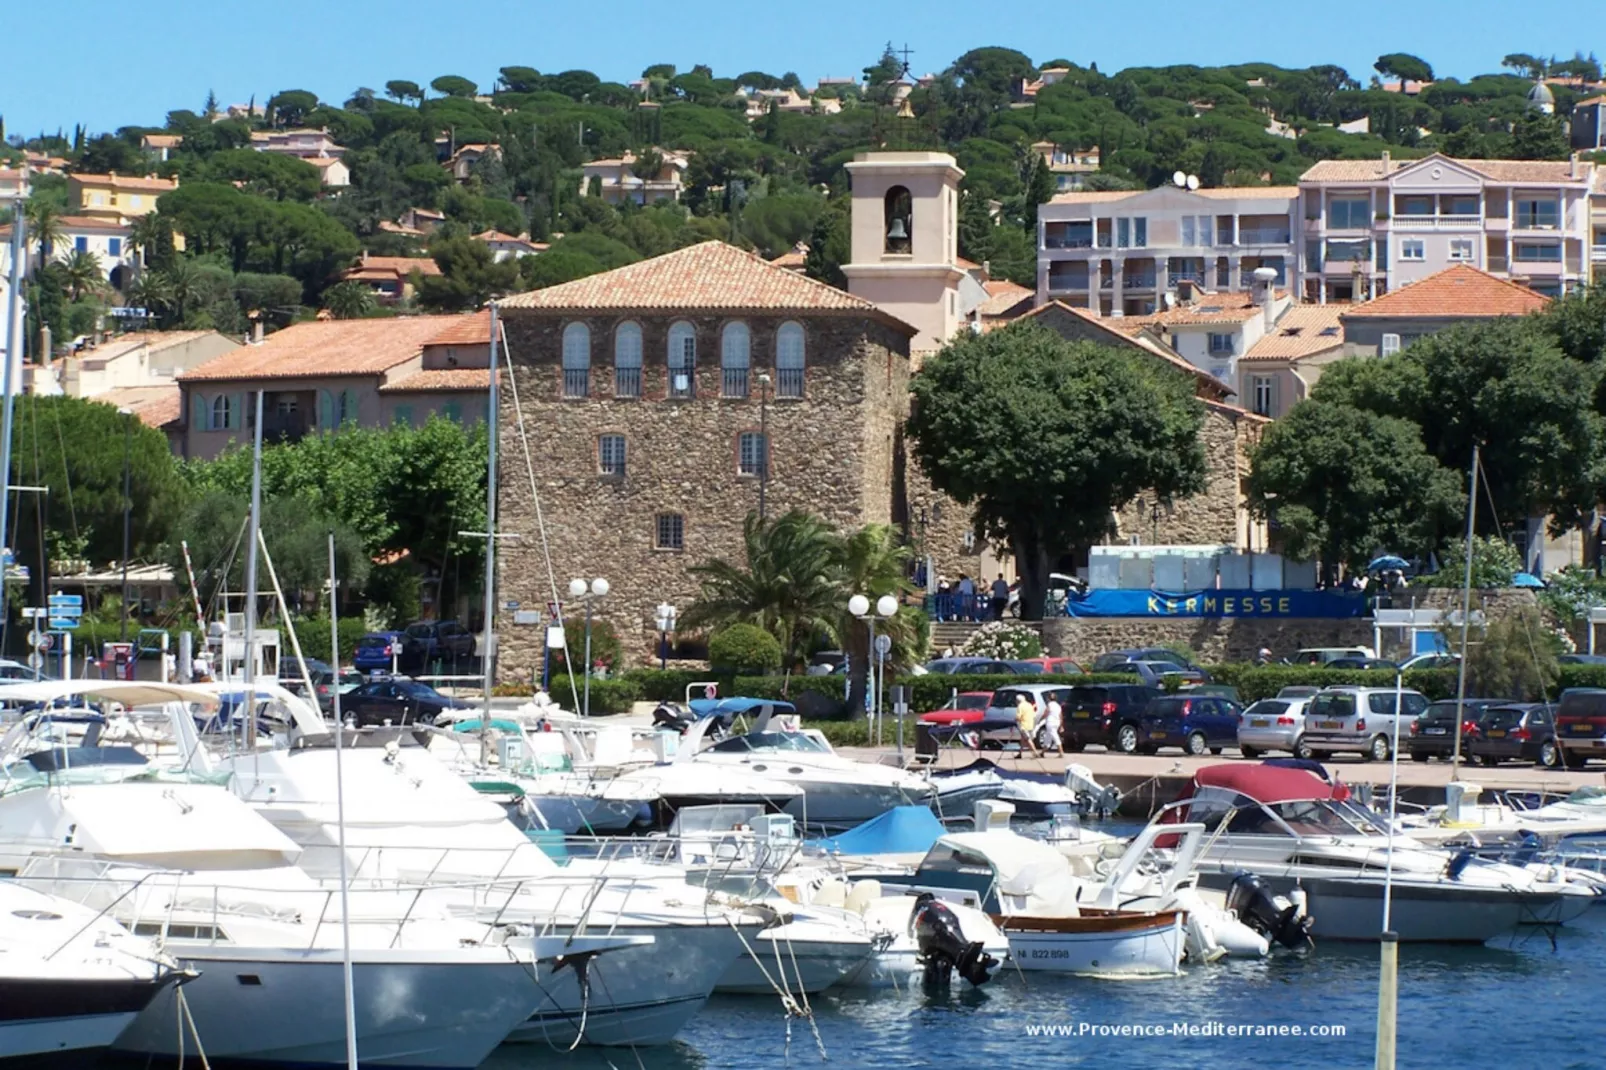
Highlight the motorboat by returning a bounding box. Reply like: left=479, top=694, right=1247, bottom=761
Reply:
left=1162, top=763, right=1598, bottom=942
left=923, top=760, right=1006, bottom=819
left=0, top=881, right=181, bottom=1063
left=1397, top=782, right=1606, bottom=848
left=673, top=698, right=935, bottom=829
left=929, top=759, right=1120, bottom=820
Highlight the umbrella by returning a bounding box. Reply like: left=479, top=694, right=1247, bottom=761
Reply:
left=1367, top=555, right=1410, bottom=573
left=1511, top=572, right=1545, bottom=588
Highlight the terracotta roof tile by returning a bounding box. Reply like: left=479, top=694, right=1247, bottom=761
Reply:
left=92, top=385, right=182, bottom=428
left=1340, top=265, right=1550, bottom=318
left=1117, top=291, right=1277, bottom=328
left=978, top=280, right=1034, bottom=317
left=1244, top=304, right=1346, bottom=361
left=344, top=255, right=441, bottom=280
left=423, top=309, right=491, bottom=346
left=69, top=172, right=178, bottom=193
left=379, top=368, right=494, bottom=393
left=178, top=316, right=472, bottom=382
left=1301, top=153, right=1590, bottom=185
left=58, top=215, right=130, bottom=232
left=501, top=241, right=912, bottom=332
left=1047, top=190, right=1145, bottom=205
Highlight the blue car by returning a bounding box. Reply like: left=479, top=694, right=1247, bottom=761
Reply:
left=352, top=631, right=406, bottom=673
left=1137, top=694, right=1243, bottom=756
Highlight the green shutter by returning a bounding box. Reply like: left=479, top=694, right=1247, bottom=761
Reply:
left=341, top=390, right=358, bottom=425
left=393, top=405, right=414, bottom=427
left=442, top=401, right=461, bottom=424
left=229, top=393, right=244, bottom=430
left=191, top=393, right=207, bottom=430
left=318, top=389, right=335, bottom=430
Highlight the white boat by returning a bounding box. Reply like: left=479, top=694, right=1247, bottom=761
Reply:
left=0, top=882, right=180, bottom=1063
left=1399, top=782, right=1606, bottom=848
left=1165, top=763, right=1598, bottom=942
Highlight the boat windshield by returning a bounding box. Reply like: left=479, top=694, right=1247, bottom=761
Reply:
left=1219, top=798, right=1380, bottom=837
left=708, top=732, right=831, bottom=754
left=1562, top=786, right=1606, bottom=806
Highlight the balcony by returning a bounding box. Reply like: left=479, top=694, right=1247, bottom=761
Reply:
left=1239, top=227, right=1291, bottom=245
left=1592, top=244, right=1606, bottom=262
left=1044, top=231, right=1096, bottom=250
left=1124, top=273, right=1158, bottom=289
left=1391, top=214, right=1482, bottom=230
left=1047, top=269, right=1091, bottom=291
left=1170, top=270, right=1205, bottom=285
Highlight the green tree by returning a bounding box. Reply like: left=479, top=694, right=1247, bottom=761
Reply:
left=908, top=322, right=1208, bottom=617
left=23, top=198, right=67, bottom=264
left=1511, top=113, right=1570, bottom=160
left=1246, top=400, right=1465, bottom=581
left=385, top=80, right=423, bottom=105
left=1418, top=535, right=1525, bottom=589
left=832, top=523, right=922, bottom=715
left=60, top=249, right=105, bottom=301
left=322, top=279, right=376, bottom=319
left=415, top=235, right=521, bottom=311
left=1502, top=53, right=1550, bottom=80
left=267, top=89, right=320, bottom=128
left=77, top=134, right=149, bottom=174
left=497, top=67, right=544, bottom=94
left=201, top=148, right=322, bottom=201
left=1449, top=607, right=1559, bottom=702
left=708, top=623, right=784, bottom=674
left=740, top=192, right=825, bottom=257
left=430, top=75, right=478, bottom=99
left=802, top=200, right=849, bottom=289
left=1374, top=53, right=1434, bottom=84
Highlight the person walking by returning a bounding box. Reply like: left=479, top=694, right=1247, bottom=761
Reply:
left=990, top=574, right=1010, bottom=621
left=956, top=574, right=975, bottom=621
left=1014, top=691, right=1041, bottom=758
left=1040, top=693, right=1064, bottom=755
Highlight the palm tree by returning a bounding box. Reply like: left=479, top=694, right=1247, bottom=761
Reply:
left=128, top=213, right=170, bottom=270
left=833, top=523, right=920, bottom=716
left=322, top=280, right=376, bottom=320
left=23, top=199, right=66, bottom=269
left=681, top=510, right=843, bottom=670
left=161, top=258, right=204, bottom=324
left=61, top=248, right=105, bottom=301
left=123, top=270, right=173, bottom=322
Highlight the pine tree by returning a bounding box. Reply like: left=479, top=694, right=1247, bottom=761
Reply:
left=203, top=89, right=219, bottom=119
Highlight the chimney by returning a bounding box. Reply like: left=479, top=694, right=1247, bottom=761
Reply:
left=1176, top=278, right=1196, bottom=304
left=1379, top=150, right=1390, bottom=174
left=1253, top=267, right=1278, bottom=332
left=1571, top=151, right=1581, bottom=180
left=252, top=320, right=265, bottom=345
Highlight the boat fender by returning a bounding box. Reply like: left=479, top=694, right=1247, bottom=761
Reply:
left=1288, top=885, right=1308, bottom=921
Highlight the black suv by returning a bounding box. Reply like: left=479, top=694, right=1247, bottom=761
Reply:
left=400, top=620, right=476, bottom=672
left=1469, top=703, right=1559, bottom=768
left=1061, top=684, right=1160, bottom=753
left=1406, top=698, right=1514, bottom=762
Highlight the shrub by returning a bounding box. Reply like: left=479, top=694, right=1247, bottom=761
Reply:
left=492, top=676, right=641, bottom=714
left=549, top=616, right=623, bottom=674
left=958, top=621, right=1043, bottom=660
left=286, top=615, right=369, bottom=664
left=708, top=624, right=784, bottom=674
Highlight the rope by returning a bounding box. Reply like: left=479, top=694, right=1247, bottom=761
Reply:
left=177, top=985, right=212, bottom=1070
left=496, top=321, right=583, bottom=717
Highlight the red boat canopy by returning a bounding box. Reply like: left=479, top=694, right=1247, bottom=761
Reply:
left=1186, top=763, right=1349, bottom=804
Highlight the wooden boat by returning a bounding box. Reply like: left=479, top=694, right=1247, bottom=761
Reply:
left=994, top=908, right=1185, bottom=977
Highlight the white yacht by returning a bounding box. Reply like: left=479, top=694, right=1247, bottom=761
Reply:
left=0, top=881, right=181, bottom=1062
left=1163, top=764, right=1598, bottom=942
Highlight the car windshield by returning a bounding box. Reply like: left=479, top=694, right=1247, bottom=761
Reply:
left=1480, top=707, right=1527, bottom=728
left=357, top=636, right=390, bottom=649
left=1243, top=700, right=1289, bottom=718
left=404, top=624, right=432, bottom=638
left=955, top=694, right=991, bottom=710
left=1227, top=799, right=1372, bottom=836
left=397, top=681, right=443, bottom=699
left=1418, top=702, right=1471, bottom=723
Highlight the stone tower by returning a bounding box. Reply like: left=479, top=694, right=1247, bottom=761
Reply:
left=843, top=152, right=966, bottom=357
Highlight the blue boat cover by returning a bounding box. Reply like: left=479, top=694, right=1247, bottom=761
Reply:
left=807, top=804, right=945, bottom=855
left=450, top=718, right=523, bottom=734
left=687, top=696, right=797, bottom=718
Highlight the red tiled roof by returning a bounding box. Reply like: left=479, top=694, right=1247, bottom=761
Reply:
left=344, top=255, right=441, bottom=281
left=178, top=316, right=473, bottom=382
left=93, top=385, right=182, bottom=428
left=978, top=280, right=1034, bottom=317
left=379, top=368, right=494, bottom=393
left=1243, top=304, right=1346, bottom=361
left=1117, top=291, right=1278, bottom=329
left=501, top=241, right=912, bottom=332
left=69, top=172, right=178, bottom=193
left=1017, top=302, right=1234, bottom=399
left=423, top=309, right=491, bottom=346
left=1340, top=265, right=1550, bottom=319
left=58, top=215, right=131, bottom=232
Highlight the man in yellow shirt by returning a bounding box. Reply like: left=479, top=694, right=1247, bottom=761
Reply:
left=1015, top=692, right=1041, bottom=758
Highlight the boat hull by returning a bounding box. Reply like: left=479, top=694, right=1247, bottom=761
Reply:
left=0, top=976, right=169, bottom=1061
left=1000, top=911, right=1185, bottom=977
left=114, top=948, right=539, bottom=1069
left=780, top=782, right=929, bottom=830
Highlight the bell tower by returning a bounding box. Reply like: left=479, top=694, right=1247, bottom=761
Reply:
left=843, top=152, right=966, bottom=356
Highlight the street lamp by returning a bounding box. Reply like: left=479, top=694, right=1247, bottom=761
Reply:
left=118, top=407, right=134, bottom=641
left=567, top=577, right=609, bottom=716
left=852, top=592, right=899, bottom=739
left=655, top=602, right=677, bottom=670
left=758, top=372, right=771, bottom=522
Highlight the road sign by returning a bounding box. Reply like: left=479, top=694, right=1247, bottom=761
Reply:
left=501, top=600, right=521, bottom=611
left=26, top=652, right=42, bottom=671
left=704, top=684, right=718, bottom=700
left=21, top=607, right=45, bottom=619
left=48, top=594, right=83, bottom=609
left=874, top=634, right=893, bottom=657
left=48, top=618, right=76, bottom=631
left=26, top=630, right=41, bottom=648
left=37, top=634, right=52, bottom=652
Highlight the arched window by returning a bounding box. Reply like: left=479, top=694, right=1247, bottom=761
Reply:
left=561, top=322, right=591, bottom=398
left=211, top=394, right=234, bottom=430
left=775, top=322, right=805, bottom=398
left=614, top=321, right=643, bottom=398
left=667, top=321, right=696, bottom=398
left=884, top=186, right=912, bottom=254
left=720, top=322, right=750, bottom=398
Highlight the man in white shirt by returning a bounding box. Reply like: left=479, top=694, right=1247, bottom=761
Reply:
left=1040, top=695, right=1065, bottom=755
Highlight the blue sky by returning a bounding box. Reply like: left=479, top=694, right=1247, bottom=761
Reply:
left=2, top=0, right=1594, bottom=136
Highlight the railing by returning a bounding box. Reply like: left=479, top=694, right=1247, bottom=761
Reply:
left=1170, top=270, right=1205, bottom=285
left=775, top=366, right=804, bottom=398
left=1238, top=228, right=1291, bottom=244
left=668, top=365, right=694, bottom=398
left=721, top=367, right=749, bottom=398
left=562, top=368, right=590, bottom=398
left=614, top=366, right=641, bottom=398
left=1044, top=233, right=1095, bottom=249
left=928, top=591, right=992, bottom=622
left=1391, top=214, right=1481, bottom=229
left=1592, top=245, right=1606, bottom=261
left=1047, top=274, right=1090, bottom=290
left=1125, top=273, right=1158, bottom=288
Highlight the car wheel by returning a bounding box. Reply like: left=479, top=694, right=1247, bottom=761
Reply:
left=1563, top=749, right=1587, bottom=770
left=1116, top=724, right=1140, bottom=754
left=1369, top=734, right=1391, bottom=762
left=1186, top=731, right=1208, bottom=756
left=1411, top=751, right=1429, bottom=763
left=1292, top=736, right=1314, bottom=761
left=1240, top=744, right=1261, bottom=760
left=1539, top=740, right=1561, bottom=769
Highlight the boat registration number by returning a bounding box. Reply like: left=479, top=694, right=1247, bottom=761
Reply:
left=1317, top=720, right=1343, bottom=729
left=1486, top=729, right=1506, bottom=738
left=1425, top=727, right=1447, bottom=735
left=1073, top=711, right=1092, bottom=719
left=1150, top=731, right=1167, bottom=739
left=1028, top=947, right=1071, bottom=959
left=1250, top=718, right=1270, bottom=727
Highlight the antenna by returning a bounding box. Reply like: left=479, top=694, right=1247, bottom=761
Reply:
left=1172, top=170, right=1186, bottom=188
left=1186, top=174, right=1200, bottom=191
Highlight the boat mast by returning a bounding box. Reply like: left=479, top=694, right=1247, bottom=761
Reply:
left=0, top=192, right=26, bottom=630
left=479, top=302, right=499, bottom=766
left=242, top=389, right=266, bottom=750
left=326, top=533, right=359, bottom=1070
left=1450, top=445, right=1479, bottom=778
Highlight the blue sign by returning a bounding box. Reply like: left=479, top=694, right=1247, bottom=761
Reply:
left=48, top=594, right=83, bottom=611
left=48, top=618, right=76, bottom=631
left=1065, top=589, right=1367, bottom=619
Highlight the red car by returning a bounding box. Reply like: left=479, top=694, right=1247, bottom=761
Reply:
left=1015, top=657, right=1085, bottom=676
left=918, top=691, right=994, bottom=726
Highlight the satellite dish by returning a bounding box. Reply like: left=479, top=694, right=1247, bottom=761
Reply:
left=1186, top=174, right=1200, bottom=191
left=1172, top=170, right=1187, bottom=188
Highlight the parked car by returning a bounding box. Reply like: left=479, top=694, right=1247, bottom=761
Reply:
left=277, top=657, right=336, bottom=697
left=1061, top=683, right=1161, bottom=753
left=1105, top=660, right=1209, bottom=688
left=1468, top=703, right=1560, bottom=768
left=979, top=684, right=1078, bottom=749
left=1277, top=685, right=1321, bottom=699
left=923, top=658, right=1039, bottom=675
left=1404, top=698, right=1515, bottom=762
left=917, top=691, right=994, bottom=727
left=353, top=631, right=406, bottom=673
left=1236, top=695, right=1315, bottom=759
left=1292, top=647, right=1376, bottom=666
left=1554, top=688, right=1606, bottom=768
left=1558, top=653, right=1606, bottom=666
left=805, top=651, right=846, bottom=676
left=400, top=620, right=476, bottom=672
left=0, top=657, right=52, bottom=682
left=1092, top=648, right=1198, bottom=672
left=1324, top=657, right=1399, bottom=671
left=1399, top=653, right=1459, bottom=671
left=341, top=677, right=469, bottom=727
left=1185, top=684, right=1241, bottom=704
left=1301, top=686, right=1430, bottom=761
left=1014, top=656, right=1085, bottom=675
left=1136, top=694, right=1243, bottom=756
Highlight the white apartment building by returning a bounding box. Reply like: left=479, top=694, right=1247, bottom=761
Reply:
left=1036, top=185, right=1298, bottom=317
left=1296, top=152, right=1598, bottom=302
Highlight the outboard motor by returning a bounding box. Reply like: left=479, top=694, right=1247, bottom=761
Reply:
left=1225, top=872, right=1313, bottom=951
left=652, top=702, right=694, bottom=734
left=910, top=893, right=997, bottom=987
left=1064, top=763, right=1122, bottom=820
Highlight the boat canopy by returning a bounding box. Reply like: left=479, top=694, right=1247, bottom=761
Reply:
left=688, top=697, right=797, bottom=719
left=808, top=804, right=945, bottom=856
left=1181, top=763, right=1350, bottom=806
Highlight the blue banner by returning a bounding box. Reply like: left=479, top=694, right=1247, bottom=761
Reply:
left=1065, top=589, right=1367, bottom=619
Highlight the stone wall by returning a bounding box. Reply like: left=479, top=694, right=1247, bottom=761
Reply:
left=1112, top=405, right=1249, bottom=547
left=494, top=310, right=910, bottom=676
left=1042, top=614, right=1373, bottom=664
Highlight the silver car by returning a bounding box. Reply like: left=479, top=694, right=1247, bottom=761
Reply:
left=1236, top=695, right=1313, bottom=759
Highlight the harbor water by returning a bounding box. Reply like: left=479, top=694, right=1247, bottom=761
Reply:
left=493, top=909, right=1605, bottom=1070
